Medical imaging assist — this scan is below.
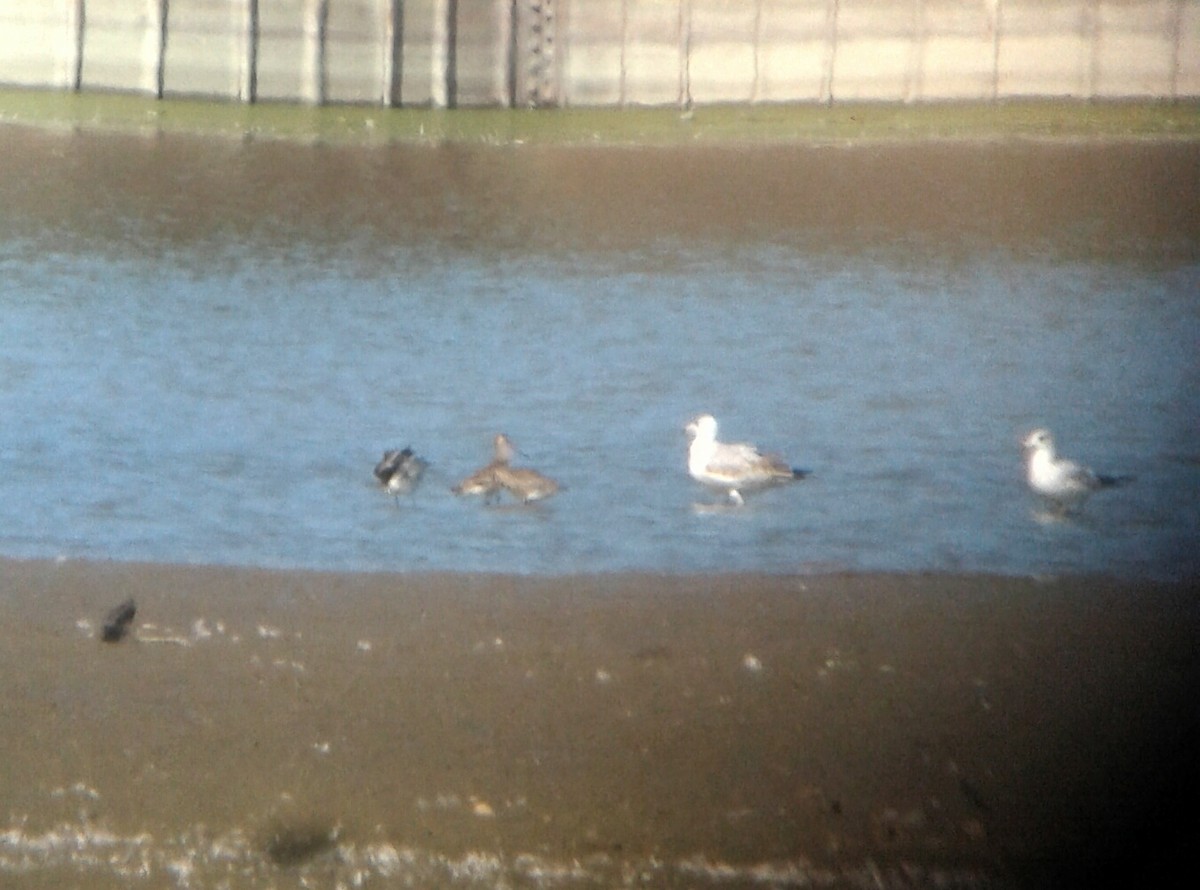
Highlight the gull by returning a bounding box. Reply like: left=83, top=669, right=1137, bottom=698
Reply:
left=684, top=414, right=809, bottom=505
left=453, top=433, right=560, bottom=504
left=1022, top=428, right=1130, bottom=514
left=374, top=447, right=427, bottom=503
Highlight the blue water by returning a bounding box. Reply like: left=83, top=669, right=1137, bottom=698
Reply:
left=1, top=150, right=1198, bottom=579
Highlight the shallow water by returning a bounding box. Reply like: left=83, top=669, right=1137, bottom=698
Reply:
left=1, top=130, right=1197, bottom=579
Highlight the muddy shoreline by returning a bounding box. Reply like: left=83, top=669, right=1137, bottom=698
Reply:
left=3, top=122, right=1199, bottom=264
left=2, top=559, right=1197, bottom=887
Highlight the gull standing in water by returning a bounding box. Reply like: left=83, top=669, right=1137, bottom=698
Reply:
left=374, top=447, right=427, bottom=504
left=453, top=433, right=559, bottom=504
left=1022, top=428, right=1130, bottom=515
left=684, top=414, right=809, bottom=505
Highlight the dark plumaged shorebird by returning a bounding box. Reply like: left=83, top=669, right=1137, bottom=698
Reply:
left=684, top=413, right=808, bottom=506
left=101, top=598, right=137, bottom=643
left=374, top=447, right=427, bottom=504
left=1022, top=428, right=1130, bottom=515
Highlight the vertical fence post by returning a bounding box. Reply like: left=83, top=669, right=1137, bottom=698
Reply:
left=678, top=0, right=692, bottom=109
left=69, top=0, right=85, bottom=91
left=1169, top=0, right=1184, bottom=99
left=242, top=0, right=259, bottom=102
left=385, top=0, right=404, bottom=106
left=822, top=0, right=839, bottom=105
left=506, top=0, right=518, bottom=107
left=512, top=0, right=557, bottom=107
left=306, top=0, right=329, bottom=104
left=430, top=0, right=446, bottom=106
left=446, top=0, right=459, bottom=107
left=154, top=0, right=168, bottom=98
left=538, top=0, right=558, bottom=106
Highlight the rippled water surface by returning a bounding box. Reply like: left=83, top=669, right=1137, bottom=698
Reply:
left=1, top=131, right=1197, bottom=578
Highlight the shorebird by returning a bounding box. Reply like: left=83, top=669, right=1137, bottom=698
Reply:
left=685, top=414, right=809, bottom=506
left=492, top=464, right=560, bottom=503
left=1022, top=428, right=1130, bottom=514
left=374, top=447, right=427, bottom=503
left=452, top=434, right=513, bottom=502
left=101, top=598, right=137, bottom=643
left=453, top=433, right=559, bottom=504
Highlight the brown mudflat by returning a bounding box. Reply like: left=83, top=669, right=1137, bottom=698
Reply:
left=1, top=558, right=1197, bottom=888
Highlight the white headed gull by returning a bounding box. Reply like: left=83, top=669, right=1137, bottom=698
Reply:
left=1022, top=428, right=1130, bottom=514
left=374, top=447, right=427, bottom=503
left=685, top=414, right=809, bottom=505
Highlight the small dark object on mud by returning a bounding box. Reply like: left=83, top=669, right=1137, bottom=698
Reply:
left=959, top=777, right=993, bottom=814
left=101, top=598, right=137, bottom=642
left=262, top=821, right=338, bottom=867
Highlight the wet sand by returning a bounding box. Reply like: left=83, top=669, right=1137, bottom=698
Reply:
left=2, top=558, right=1197, bottom=888
left=2, top=120, right=1199, bottom=264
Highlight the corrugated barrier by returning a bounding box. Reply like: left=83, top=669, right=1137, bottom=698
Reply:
left=1, top=0, right=1197, bottom=107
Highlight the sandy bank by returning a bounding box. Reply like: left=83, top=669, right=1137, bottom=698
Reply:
left=2, top=559, right=1197, bottom=888
left=3, top=123, right=1199, bottom=266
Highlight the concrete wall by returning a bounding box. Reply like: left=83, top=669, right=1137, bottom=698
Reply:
left=1, top=0, right=1196, bottom=106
